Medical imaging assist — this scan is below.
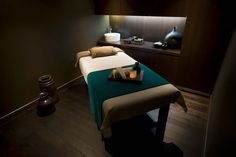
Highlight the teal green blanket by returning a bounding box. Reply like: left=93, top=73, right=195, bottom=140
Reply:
left=87, top=64, right=169, bottom=128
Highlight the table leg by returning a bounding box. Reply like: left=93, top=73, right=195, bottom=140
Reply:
left=154, top=104, right=170, bottom=143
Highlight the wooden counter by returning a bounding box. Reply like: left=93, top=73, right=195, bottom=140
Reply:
left=98, top=39, right=181, bottom=57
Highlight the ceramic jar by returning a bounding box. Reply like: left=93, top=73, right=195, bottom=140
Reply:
left=164, top=26, right=182, bottom=49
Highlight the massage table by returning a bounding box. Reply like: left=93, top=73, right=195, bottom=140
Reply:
left=78, top=50, right=187, bottom=142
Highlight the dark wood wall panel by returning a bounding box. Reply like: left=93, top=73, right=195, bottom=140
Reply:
left=176, top=0, right=234, bottom=93
left=95, top=0, right=187, bottom=16
left=94, top=0, right=120, bottom=15
left=120, top=0, right=187, bottom=16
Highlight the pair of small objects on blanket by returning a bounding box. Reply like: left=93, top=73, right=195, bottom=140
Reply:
left=109, top=62, right=143, bottom=82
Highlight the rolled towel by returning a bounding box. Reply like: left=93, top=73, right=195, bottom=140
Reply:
left=75, top=46, right=124, bottom=68
left=113, top=47, right=123, bottom=53
left=74, top=50, right=90, bottom=67
left=89, top=46, right=121, bottom=58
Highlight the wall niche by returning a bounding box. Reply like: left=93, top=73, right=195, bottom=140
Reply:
left=109, top=15, right=187, bottom=45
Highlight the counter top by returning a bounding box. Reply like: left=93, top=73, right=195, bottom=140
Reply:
left=98, top=39, right=181, bottom=57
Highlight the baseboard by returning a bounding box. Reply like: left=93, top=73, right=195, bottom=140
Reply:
left=0, top=98, right=39, bottom=126
left=0, top=75, right=83, bottom=126
left=0, top=76, right=210, bottom=125
left=176, top=85, right=211, bottom=97
left=57, top=75, right=83, bottom=90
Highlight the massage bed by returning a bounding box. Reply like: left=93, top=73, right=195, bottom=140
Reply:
left=76, top=47, right=187, bottom=142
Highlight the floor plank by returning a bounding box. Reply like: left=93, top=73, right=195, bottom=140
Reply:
left=0, top=78, right=209, bottom=157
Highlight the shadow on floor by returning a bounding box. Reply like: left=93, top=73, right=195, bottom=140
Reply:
left=103, top=114, right=183, bottom=157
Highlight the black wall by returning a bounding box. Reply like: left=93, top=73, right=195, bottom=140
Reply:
left=0, top=0, right=108, bottom=117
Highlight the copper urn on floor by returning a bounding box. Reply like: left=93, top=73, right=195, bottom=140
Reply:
left=37, top=75, right=59, bottom=116
left=37, top=92, right=56, bottom=116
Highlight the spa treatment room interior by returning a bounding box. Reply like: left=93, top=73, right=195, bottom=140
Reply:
left=0, top=0, right=235, bottom=157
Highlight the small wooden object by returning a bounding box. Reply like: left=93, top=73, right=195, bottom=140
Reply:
left=108, top=67, right=144, bottom=83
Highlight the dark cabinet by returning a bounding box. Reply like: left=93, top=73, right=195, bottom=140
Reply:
left=94, top=0, right=186, bottom=16
left=124, top=48, right=179, bottom=83
left=121, top=0, right=186, bottom=16
left=94, top=0, right=120, bottom=15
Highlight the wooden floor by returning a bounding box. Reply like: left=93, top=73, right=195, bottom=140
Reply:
left=0, top=78, right=209, bottom=157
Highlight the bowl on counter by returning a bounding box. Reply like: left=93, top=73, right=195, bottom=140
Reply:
left=153, top=41, right=168, bottom=49
left=153, top=41, right=163, bottom=48
left=104, top=33, right=120, bottom=42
